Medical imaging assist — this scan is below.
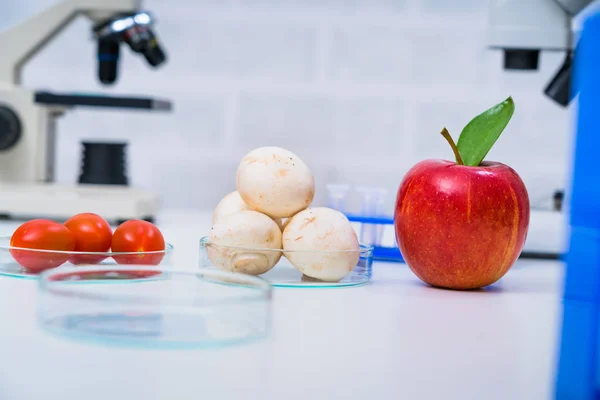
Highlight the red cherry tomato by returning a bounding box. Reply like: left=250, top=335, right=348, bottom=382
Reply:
left=111, top=220, right=166, bottom=266
left=64, top=213, right=112, bottom=265
left=10, top=219, right=76, bottom=273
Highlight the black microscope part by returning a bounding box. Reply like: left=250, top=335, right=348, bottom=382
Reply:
left=142, top=36, right=167, bottom=67
left=79, top=142, right=129, bottom=186
left=93, top=13, right=167, bottom=85
left=35, top=92, right=172, bottom=111
left=123, top=25, right=167, bottom=67
left=544, top=51, right=575, bottom=107
left=503, top=49, right=540, bottom=70
left=0, top=106, right=21, bottom=151
left=122, top=26, right=146, bottom=53
left=97, top=39, right=120, bottom=84
left=553, top=190, right=565, bottom=212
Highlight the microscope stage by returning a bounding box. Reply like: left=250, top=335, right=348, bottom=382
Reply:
left=0, top=183, right=159, bottom=222
left=34, top=91, right=172, bottom=111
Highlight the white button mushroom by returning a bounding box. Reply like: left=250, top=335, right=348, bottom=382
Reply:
left=236, top=147, right=315, bottom=219
left=212, top=190, right=287, bottom=232
left=282, top=207, right=360, bottom=282
left=207, top=210, right=283, bottom=275
left=212, top=191, right=253, bottom=224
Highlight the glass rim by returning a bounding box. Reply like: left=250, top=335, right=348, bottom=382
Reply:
left=200, top=236, right=374, bottom=254
left=0, top=236, right=174, bottom=256
left=39, top=265, right=272, bottom=306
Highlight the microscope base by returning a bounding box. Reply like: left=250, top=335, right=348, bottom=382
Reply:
left=0, top=183, right=160, bottom=223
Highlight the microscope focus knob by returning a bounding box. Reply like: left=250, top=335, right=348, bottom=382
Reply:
left=0, top=106, right=21, bottom=151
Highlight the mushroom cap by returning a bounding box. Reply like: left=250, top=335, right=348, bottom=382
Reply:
left=212, top=191, right=253, bottom=225
left=207, top=210, right=282, bottom=275
left=283, top=207, right=360, bottom=282
left=236, top=146, right=315, bottom=219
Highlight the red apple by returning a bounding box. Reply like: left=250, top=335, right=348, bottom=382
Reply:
left=394, top=159, right=530, bottom=290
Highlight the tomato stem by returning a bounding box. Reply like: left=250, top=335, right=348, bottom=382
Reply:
left=441, top=127, right=464, bottom=165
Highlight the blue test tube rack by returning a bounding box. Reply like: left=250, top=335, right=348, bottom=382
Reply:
left=344, top=213, right=405, bottom=263
left=554, top=9, right=600, bottom=399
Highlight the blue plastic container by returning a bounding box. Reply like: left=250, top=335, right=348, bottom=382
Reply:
left=344, top=213, right=405, bottom=263
left=554, top=10, right=600, bottom=399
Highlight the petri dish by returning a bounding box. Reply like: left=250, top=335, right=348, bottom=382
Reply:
left=0, top=236, right=174, bottom=279
left=199, top=236, right=373, bottom=288
left=37, top=265, right=272, bottom=348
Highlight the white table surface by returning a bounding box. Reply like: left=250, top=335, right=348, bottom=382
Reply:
left=0, top=210, right=565, bottom=400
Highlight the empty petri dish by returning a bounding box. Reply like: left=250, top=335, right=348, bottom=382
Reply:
left=37, top=266, right=272, bottom=348
left=199, top=236, right=373, bottom=288
left=0, top=236, right=174, bottom=279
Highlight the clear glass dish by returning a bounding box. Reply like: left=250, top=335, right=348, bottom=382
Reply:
left=37, top=265, right=272, bottom=348
left=0, top=236, right=174, bottom=279
left=199, top=236, right=373, bottom=288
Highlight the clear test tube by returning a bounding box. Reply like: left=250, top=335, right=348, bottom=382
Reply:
left=326, top=184, right=351, bottom=212
left=355, top=187, right=388, bottom=246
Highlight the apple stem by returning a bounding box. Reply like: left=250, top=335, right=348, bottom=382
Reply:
left=441, top=127, right=464, bottom=165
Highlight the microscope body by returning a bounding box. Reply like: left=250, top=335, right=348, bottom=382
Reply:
left=487, top=0, right=597, bottom=105
left=0, top=87, right=62, bottom=184
left=0, top=0, right=169, bottom=222
left=0, top=86, right=160, bottom=222
left=487, top=0, right=588, bottom=51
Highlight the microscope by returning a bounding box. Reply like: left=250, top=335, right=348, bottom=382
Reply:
left=487, top=0, right=598, bottom=107
left=486, top=0, right=599, bottom=257
left=0, top=0, right=171, bottom=223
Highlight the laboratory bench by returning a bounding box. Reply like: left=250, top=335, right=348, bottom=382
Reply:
left=0, top=210, right=564, bottom=400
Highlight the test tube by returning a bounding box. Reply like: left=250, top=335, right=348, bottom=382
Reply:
left=355, top=187, right=388, bottom=246
left=326, top=184, right=351, bottom=212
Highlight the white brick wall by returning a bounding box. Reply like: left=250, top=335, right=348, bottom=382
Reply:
left=1, top=0, right=573, bottom=215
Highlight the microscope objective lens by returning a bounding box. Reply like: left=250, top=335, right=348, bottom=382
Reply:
left=97, top=39, right=120, bottom=84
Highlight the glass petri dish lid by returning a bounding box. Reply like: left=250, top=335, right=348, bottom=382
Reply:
left=0, top=236, right=174, bottom=279
left=199, top=236, right=373, bottom=288
left=37, top=265, right=272, bottom=348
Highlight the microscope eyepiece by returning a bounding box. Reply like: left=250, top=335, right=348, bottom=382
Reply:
left=97, top=39, right=120, bottom=84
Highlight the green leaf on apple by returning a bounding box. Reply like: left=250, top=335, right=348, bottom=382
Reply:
left=454, top=96, right=515, bottom=166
